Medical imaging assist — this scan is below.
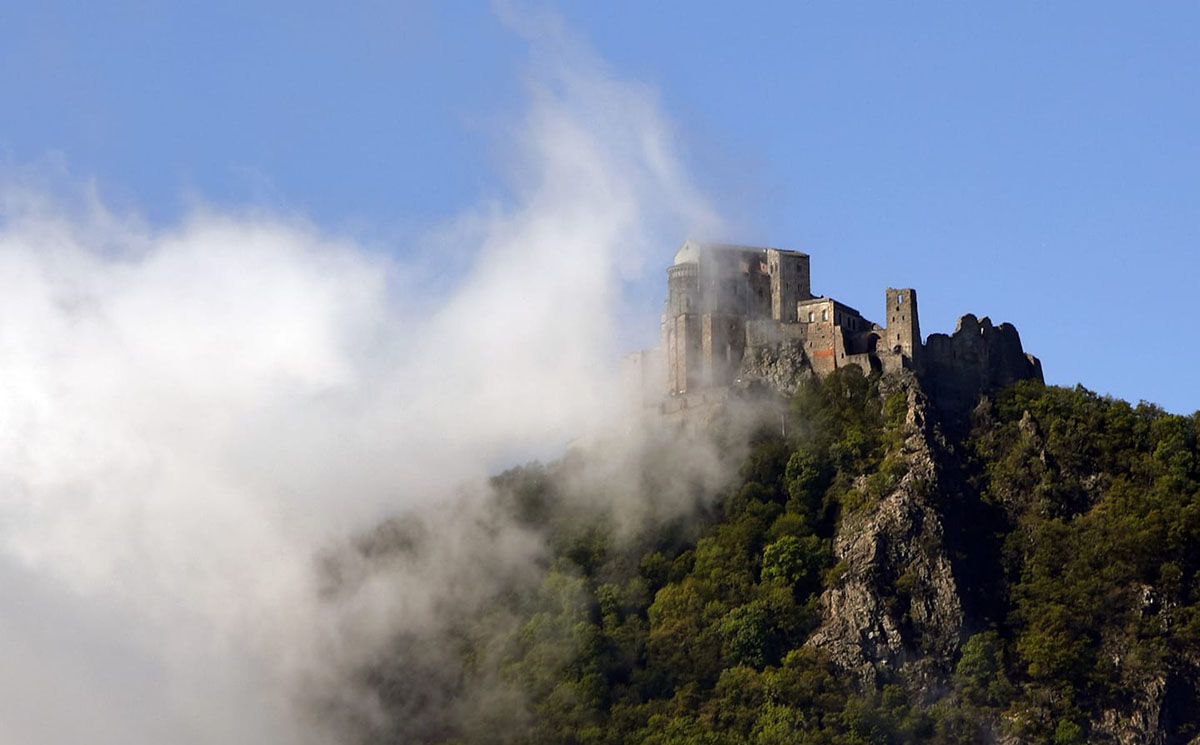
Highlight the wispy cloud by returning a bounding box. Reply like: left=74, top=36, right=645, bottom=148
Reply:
left=0, top=11, right=719, bottom=743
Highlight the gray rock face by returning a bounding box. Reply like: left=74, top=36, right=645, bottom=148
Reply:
left=1092, top=644, right=1200, bottom=745
left=806, top=375, right=964, bottom=696
left=737, top=340, right=813, bottom=396
left=1095, top=673, right=1167, bottom=745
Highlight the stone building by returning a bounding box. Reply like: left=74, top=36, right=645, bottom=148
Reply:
left=632, top=240, right=1043, bottom=421
left=662, top=241, right=808, bottom=393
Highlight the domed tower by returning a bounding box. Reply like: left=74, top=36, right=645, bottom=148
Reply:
left=666, top=261, right=700, bottom=315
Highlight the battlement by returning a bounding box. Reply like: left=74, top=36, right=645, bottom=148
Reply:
left=630, top=240, right=1043, bottom=421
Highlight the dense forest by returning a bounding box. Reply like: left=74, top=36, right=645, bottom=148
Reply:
left=333, top=368, right=1200, bottom=745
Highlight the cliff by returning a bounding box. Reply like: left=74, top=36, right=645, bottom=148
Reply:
left=806, top=372, right=964, bottom=694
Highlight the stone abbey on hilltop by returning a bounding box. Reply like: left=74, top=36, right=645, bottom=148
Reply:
left=625, top=241, right=1044, bottom=419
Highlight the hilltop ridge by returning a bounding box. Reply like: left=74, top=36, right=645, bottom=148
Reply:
left=320, top=243, right=1200, bottom=745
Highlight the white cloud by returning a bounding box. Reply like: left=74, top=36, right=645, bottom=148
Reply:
left=0, top=15, right=719, bottom=744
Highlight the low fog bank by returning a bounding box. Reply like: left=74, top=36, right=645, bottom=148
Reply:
left=0, top=16, right=727, bottom=745
left=311, top=403, right=779, bottom=743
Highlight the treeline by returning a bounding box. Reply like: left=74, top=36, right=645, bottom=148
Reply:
left=355, top=369, right=1200, bottom=744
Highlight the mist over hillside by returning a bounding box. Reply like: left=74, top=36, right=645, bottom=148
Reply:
left=329, top=369, right=1200, bottom=745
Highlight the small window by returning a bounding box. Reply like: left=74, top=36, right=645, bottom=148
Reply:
left=822, top=309, right=828, bottom=321
left=897, top=295, right=904, bottom=306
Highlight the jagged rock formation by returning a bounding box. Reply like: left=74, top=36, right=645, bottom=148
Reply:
left=807, top=374, right=964, bottom=696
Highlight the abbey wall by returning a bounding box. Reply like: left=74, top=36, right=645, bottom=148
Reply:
left=628, top=241, right=1043, bottom=421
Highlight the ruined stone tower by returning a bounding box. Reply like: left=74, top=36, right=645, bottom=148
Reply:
left=884, top=287, right=920, bottom=367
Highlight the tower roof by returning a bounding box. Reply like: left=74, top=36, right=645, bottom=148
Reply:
left=672, top=240, right=807, bottom=265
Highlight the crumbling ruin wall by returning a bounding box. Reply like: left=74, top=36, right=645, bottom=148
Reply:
left=921, top=314, right=1044, bottom=422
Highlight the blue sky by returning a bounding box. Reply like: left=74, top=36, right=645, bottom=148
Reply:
left=2, top=1, right=1198, bottom=412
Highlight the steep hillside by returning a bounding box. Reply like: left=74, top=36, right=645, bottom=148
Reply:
left=328, top=369, right=1200, bottom=745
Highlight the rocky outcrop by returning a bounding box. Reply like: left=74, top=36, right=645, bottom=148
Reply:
left=1091, top=631, right=1200, bottom=745
left=737, top=340, right=813, bottom=396
left=807, top=373, right=965, bottom=696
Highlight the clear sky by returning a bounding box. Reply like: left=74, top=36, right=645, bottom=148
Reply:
left=2, top=1, right=1198, bottom=413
